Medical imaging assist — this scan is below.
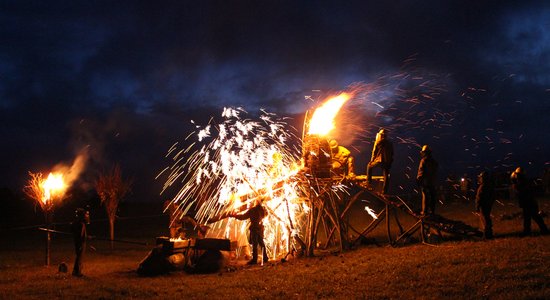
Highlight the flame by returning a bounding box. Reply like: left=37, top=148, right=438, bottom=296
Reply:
left=41, top=173, right=67, bottom=203
left=307, top=93, right=351, bottom=136
left=24, top=152, right=88, bottom=211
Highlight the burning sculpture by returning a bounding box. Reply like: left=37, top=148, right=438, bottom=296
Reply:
left=156, top=89, right=482, bottom=272
left=158, top=106, right=307, bottom=266
left=157, top=92, right=358, bottom=266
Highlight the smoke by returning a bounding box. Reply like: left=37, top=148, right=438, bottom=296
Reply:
left=51, top=149, right=89, bottom=188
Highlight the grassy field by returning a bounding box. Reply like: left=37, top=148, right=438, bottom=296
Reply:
left=1, top=197, right=549, bottom=299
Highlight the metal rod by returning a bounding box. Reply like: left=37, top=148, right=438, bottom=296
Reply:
left=38, top=228, right=148, bottom=245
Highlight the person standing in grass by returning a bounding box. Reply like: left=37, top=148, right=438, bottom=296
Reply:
left=71, top=208, right=89, bottom=277
left=510, top=167, right=549, bottom=236
left=417, top=145, right=438, bottom=215
left=475, top=171, right=495, bottom=239
left=229, top=201, right=269, bottom=265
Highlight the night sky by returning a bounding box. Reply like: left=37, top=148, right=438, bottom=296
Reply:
left=1, top=1, right=549, bottom=203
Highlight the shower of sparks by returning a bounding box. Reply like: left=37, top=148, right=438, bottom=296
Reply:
left=159, top=107, right=308, bottom=259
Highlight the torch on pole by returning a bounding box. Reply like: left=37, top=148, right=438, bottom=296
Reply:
left=23, top=171, right=68, bottom=266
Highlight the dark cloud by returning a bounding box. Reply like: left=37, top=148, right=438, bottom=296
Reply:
left=1, top=0, right=549, bottom=200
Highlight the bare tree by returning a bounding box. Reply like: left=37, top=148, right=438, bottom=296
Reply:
left=24, top=172, right=49, bottom=210
left=95, top=164, right=132, bottom=250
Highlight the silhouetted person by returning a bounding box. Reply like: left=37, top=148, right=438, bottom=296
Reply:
left=510, top=167, right=549, bottom=236
left=367, top=129, right=394, bottom=194
left=460, top=173, right=473, bottom=200
left=329, top=139, right=355, bottom=178
left=230, top=202, right=269, bottom=265
left=475, top=171, right=495, bottom=239
left=417, top=145, right=438, bottom=215
left=71, top=208, right=89, bottom=277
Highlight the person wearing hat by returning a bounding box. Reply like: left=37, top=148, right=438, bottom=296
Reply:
left=510, top=167, right=549, bottom=236
left=366, top=129, right=394, bottom=194
left=475, top=171, right=495, bottom=239
left=416, top=145, right=438, bottom=215
left=71, top=208, right=90, bottom=277
left=329, top=139, right=355, bottom=179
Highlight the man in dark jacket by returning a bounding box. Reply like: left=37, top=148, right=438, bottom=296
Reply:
left=230, top=202, right=269, bottom=265
left=510, top=167, right=549, bottom=236
left=475, top=171, right=495, bottom=239
left=367, top=129, right=394, bottom=194
left=417, top=145, right=438, bottom=215
left=71, top=208, right=89, bottom=277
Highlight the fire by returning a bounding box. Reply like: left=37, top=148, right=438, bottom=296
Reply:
left=307, top=93, right=351, bottom=136
left=41, top=173, right=67, bottom=203
left=161, top=93, right=365, bottom=260
left=160, top=108, right=308, bottom=260
left=24, top=152, right=87, bottom=211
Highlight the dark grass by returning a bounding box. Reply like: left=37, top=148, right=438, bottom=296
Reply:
left=1, top=197, right=549, bottom=299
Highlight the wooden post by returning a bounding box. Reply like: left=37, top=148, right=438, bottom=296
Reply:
left=45, top=210, right=51, bottom=266
left=386, top=203, right=392, bottom=244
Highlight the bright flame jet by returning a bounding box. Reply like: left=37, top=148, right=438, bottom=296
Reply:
left=307, top=93, right=351, bottom=136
